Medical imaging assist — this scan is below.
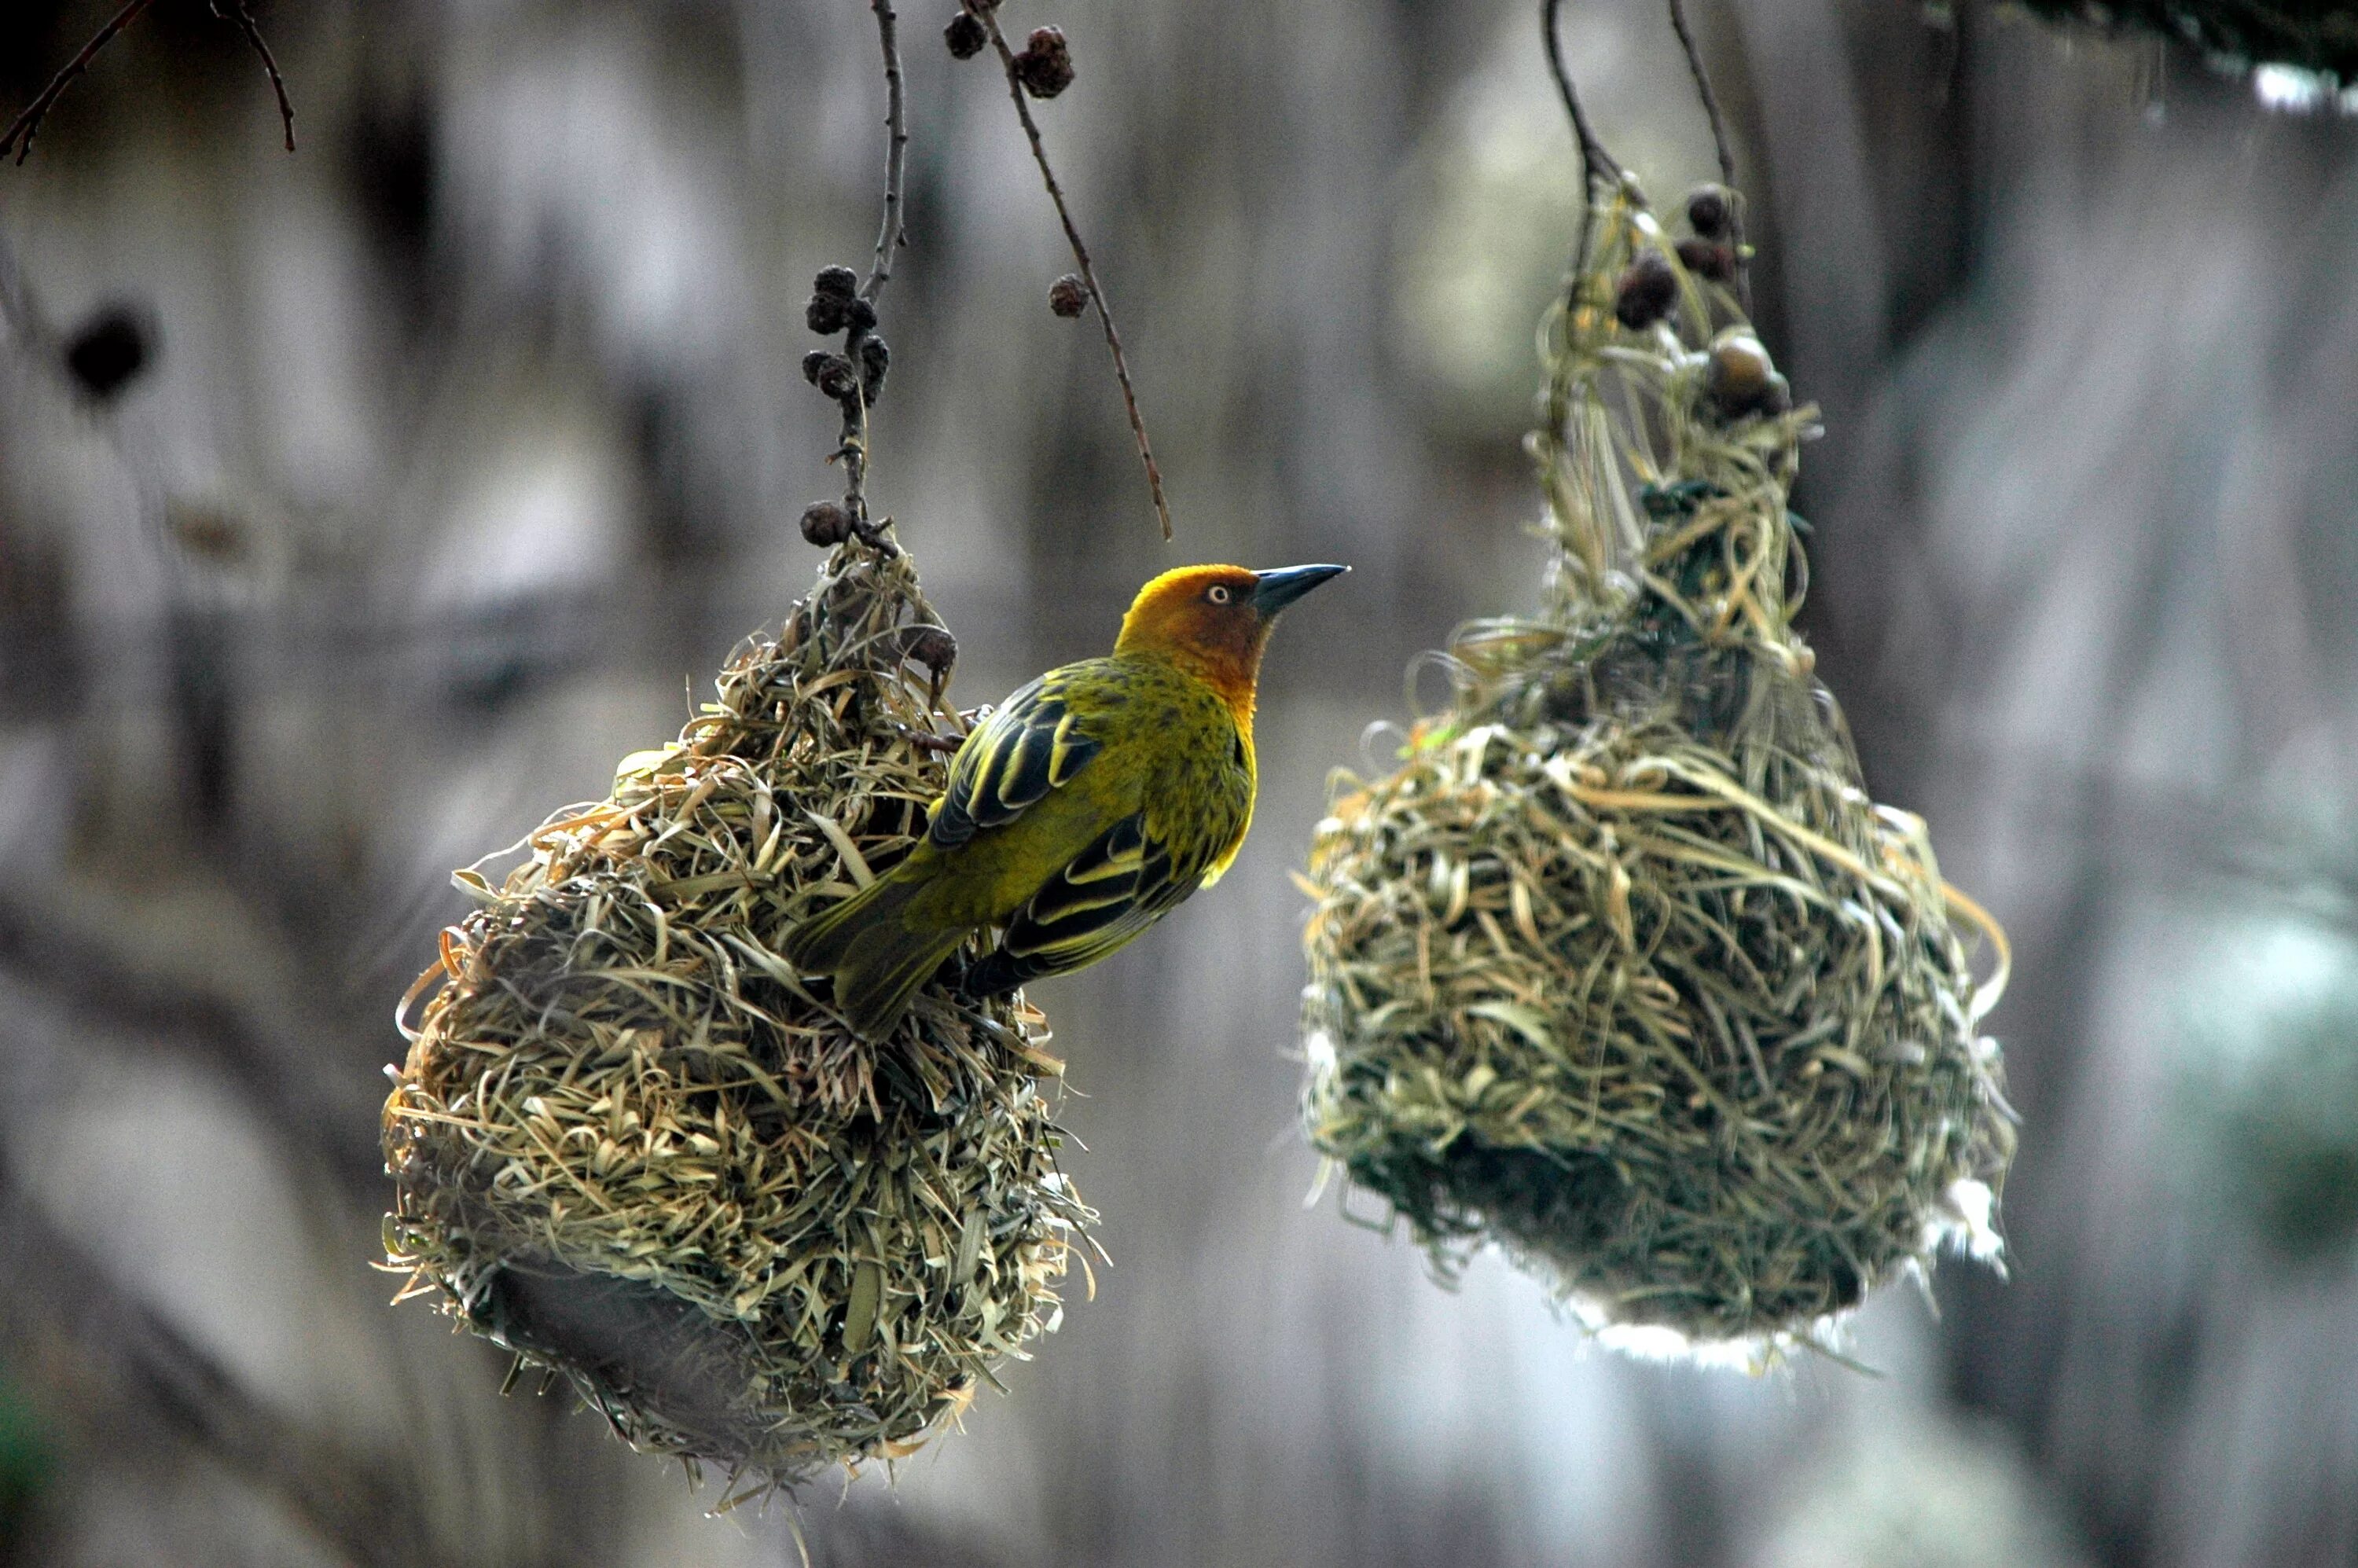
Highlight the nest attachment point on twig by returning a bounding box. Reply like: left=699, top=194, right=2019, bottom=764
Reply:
left=383, top=543, right=1092, bottom=1489
left=1299, top=184, right=2014, bottom=1361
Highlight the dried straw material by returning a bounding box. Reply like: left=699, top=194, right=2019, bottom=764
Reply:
left=1298, top=183, right=2015, bottom=1358
left=383, top=543, right=1092, bottom=1486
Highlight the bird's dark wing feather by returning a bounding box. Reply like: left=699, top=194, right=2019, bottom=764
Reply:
left=928, top=671, right=1103, bottom=850
left=962, top=812, right=1200, bottom=993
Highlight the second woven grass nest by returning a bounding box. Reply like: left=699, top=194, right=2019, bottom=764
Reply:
left=1299, top=183, right=2014, bottom=1358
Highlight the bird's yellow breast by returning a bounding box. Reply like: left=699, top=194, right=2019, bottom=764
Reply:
left=901, top=651, right=1254, bottom=927
left=1115, top=653, right=1256, bottom=870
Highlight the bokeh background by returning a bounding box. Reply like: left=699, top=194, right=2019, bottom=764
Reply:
left=5, top=1, right=2358, bottom=1563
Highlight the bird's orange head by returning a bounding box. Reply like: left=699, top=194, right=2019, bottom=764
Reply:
left=1113, top=563, right=1347, bottom=717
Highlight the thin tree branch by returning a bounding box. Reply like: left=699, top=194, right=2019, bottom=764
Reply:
left=1665, top=0, right=1750, bottom=312
left=2, top=0, right=297, bottom=167
left=1, top=0, right=158, bottom=164
left=1664, top=0, right=1735, bottom=198
left=861, top=0, right=908, bottom=306
left=1542, top=0, right=1622, bottom=273
left=832, top=0, right=905, bottom=545
left=216, top=0, right=299, bottom=154
left=975, top=9, right=1173, bottom=542
left=1541, top=0, right=1620, bottom=188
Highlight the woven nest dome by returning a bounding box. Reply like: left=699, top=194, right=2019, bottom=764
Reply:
left=1298, top=185, right=2013, bottom=1358
left=383, top=545, right=1091, bottom=1486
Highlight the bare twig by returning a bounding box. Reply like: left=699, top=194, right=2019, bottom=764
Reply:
left=897, top=724, right=964, bottom=755
left=976, top=9, right=1173, bottom=542
left=1665, top=0, right=1750, bottom=311
left=1542, top=0, right=1622, bottom=272
left=1, top=0, right=158, bottom=164
left=1664, top=0, right=1735, bottom=198
left=832, top=0, right=905, bottom=547
left=216, top=0, right=299, bottom=154
left=1541, top=0, right=1621, bottom=192
left=2, top=0, right=297, bottom=166
left=861, top=0, right=909, bottom=305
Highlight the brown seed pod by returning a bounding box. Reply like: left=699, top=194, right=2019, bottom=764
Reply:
left=815, top=354, right=861, bottom=403
left=1676, top=236, right=1736, bottom=285
left=1705, top=329, right=1776, bottom=417
left=799, top=501, right=854, bottom=547
left=1613, top=251, right=1678, bottom=331
left=1685, top=184, right=1732, bottom=241
left=806, top=267, right=861, bottom=335
left=1016, top=27, right=1076, bottom=99
left=944, top=12, right=987, bottom=59
left=1048, top=274, right=1089, bottom=318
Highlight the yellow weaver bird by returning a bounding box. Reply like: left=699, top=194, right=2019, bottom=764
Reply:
left=784, top=562, right=1347, bottom=1040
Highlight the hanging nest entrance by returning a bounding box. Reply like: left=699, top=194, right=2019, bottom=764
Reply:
left=383, top=543, right=1093, bottom=1485
left=1298, top=180, right=2014, bottom=1358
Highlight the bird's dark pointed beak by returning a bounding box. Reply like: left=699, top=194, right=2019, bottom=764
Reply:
left=1251, top=563, right=1349, bottom=617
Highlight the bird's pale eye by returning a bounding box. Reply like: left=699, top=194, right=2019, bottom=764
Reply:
left=1207, top=584, right=1232, bottom=604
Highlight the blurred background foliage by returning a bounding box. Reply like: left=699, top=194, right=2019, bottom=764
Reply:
left=2, top=0, right=2356, bottom=1563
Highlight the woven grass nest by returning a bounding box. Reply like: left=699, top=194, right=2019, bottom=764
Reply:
left=382, top=542, right=1093, bottom=1487
left=1299, top=183, right=2015, bottom=1359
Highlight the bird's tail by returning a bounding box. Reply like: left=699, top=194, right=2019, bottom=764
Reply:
left=781, top=875, right=971, bottom=1041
